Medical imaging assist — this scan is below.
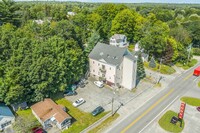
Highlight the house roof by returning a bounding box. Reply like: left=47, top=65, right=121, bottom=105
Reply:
left=31, top=99, right=71, bottom=124
left=0, top=103, right=15, bottom=117
left=111, top=34, right=126, bottom=40
left=11, top=102, right=28, bottom=112
left=89, top=42, right=136, bottom=65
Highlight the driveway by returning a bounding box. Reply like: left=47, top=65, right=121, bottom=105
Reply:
left=3, top=126, right=14, bottom=133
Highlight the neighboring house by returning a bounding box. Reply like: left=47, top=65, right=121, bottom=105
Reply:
left=67, top=12, right=76, bottom=17
left=89, top=42, right=137, bottom=90
left=11, top=102, right=28, bottom=112
left=110, top=34, right=129, bottom=47
left=33, top=18, right=51, bottom=25
left=0, top=103, right=15, bottom=131
left=31, top=99, right=71, bottom=130
left=134, top=42, right=140, bottom=52
left=134, top=42, right=149, bottom=62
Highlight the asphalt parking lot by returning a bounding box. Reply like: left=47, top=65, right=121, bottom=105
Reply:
left=65, top=77, right=155, bottom=113
left=65, top=77, right=116, bottom=112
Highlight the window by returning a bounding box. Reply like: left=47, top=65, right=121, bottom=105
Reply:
left=98, top=63, right=100, bottom=66
left=93, top=70, right=95, bottom=72
left=110, top=67, right=111, bottom=70
left=93, top=61, right=95, bottom=64
left=109, top=77, right=111, bottom=79
left=102, top=65, right=105, bottom=69
left=98, top=72, right=100, bottom=75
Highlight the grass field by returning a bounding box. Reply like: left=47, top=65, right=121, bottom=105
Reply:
left=176, top=59, right=198, bottom=70
left=180, top=96, right=200, bottom=106
left=56, top=98, right=108, bottom=133
left=159, top=110, right=184, bottom=133
left=144, top=61, right=176, bottom=75
left=88, top=113, right=119, bottom=133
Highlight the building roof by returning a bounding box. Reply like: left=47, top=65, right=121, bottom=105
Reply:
left=124, top=54, right=136, bottom=61
left=0, top=103, right=15, bottom=117
left=111, top=34, right=126, bottom=40
left=11, top=102, right=28, bottom=112
left=31, top=99, right=71, bottom=124
left=89, top=42, right=136, bottom=65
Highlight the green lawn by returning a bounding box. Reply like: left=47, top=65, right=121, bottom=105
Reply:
left=180, top=97, right=200, bottom=106
left=15, top=109, right=41, bottom=131
left=56, top=98, right=108, bottom=133
left=128, top=44, right=134, bottom=52
left=88, top=113, right=119, bottom=133
left=16, top=109, right=33, bottom=117
left=159, top=110, right=184, bottom=133
left=144, top=61, right=176, bottom=75
left=176, top=59, right=198, bottom=70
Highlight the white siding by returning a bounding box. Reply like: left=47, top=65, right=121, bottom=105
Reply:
left=109, top=38, right=129, bottom=47
left=121, top=57, right=136, bottom=90
left=89, top=59, right=116, bottom=83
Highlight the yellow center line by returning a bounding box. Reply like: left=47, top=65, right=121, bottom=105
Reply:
left=183, top=73, right=193, bottom=81
left=121, top=88, right=174, bottom=133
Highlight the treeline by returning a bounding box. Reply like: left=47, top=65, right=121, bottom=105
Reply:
left=0, top=0, right=200, bottom=104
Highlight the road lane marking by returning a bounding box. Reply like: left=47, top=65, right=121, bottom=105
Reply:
left=139, top=95, right=179, bottom=133
left=121, top=88, right=174, bottom=133
left=183, top=73, right=193, bottom=81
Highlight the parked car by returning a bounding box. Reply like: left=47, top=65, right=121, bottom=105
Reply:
left=91, top=106, right=104, bottom=116
left=197, top=107, right=200, bottom=112
left=94, top=81, right=104, bottom=88
left=73, top=98, right=85, bottom=107
left=67, top=84, right=77, bottom=91
left=64, top=90, right=77, bottom=96
left=78, top=79, right=88, bottom=86
left=32, top=127, right=44, bottom=133
left=79, top=83, right=85, bottom=88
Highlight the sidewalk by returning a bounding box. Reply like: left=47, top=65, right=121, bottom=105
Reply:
left=143, top=82, right=200, bottom=133
left=102, top=67, right=180, bottom=133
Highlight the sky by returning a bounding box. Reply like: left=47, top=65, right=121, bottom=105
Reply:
left=15, top=0, right=200, bottom=4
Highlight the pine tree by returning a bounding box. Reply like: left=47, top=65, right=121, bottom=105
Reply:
left=85, top=30, right=100, bottom=54
left=149, top=56, right=156, bottom=68
left=162, top=44, right=174, bottom=65
left=137, top=53, right=146, bottom=80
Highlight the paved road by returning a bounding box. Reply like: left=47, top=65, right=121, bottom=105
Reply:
left=108, top=62, right=200, bottom=133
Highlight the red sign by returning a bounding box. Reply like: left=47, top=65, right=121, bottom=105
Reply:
left=178, top=102, right=186, bottom=119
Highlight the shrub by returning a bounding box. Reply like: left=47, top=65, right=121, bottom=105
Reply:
left=193, top=48, right=200, bottom=56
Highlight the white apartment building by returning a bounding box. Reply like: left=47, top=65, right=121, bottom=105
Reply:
left=89, top=42, right=137, bottom=90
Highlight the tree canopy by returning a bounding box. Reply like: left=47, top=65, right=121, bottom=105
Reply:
left=0, top=1, right=199, bottom=104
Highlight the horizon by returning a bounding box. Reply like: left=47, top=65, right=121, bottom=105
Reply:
left=14, top=0, right=200, bottom=4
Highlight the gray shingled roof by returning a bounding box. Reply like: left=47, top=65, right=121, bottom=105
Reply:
left=89, top=42, right=136, bottom=65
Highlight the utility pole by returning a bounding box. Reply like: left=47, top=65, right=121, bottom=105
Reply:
left=111, top=97, right=114, bottom=116
left=187, top=44, right=192, bottom=64
left=157, top=58, right=162, bottom=84
left=159, top=58, right=162, bottom=73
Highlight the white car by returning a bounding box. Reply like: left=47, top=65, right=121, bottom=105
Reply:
left=72, top=98, right=85, bottom=107
left=94, top=81, right=104, bottom=88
